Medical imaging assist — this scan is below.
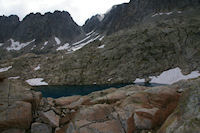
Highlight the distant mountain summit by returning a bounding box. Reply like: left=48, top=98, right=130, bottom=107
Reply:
left=82, top=14, right=104, bottom=33
left=0, top=15, right=20, bottom=42
left=12, top=11, right=84, bottom=43
left=0, top=11, right=84, bottom=44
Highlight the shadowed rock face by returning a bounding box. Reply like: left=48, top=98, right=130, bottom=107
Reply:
left=12, top=11, right=84, bottom=43
left=0, top=15, right=20, bottom=42
left=0, top=11, right=84, bottom=44
left=96, top=0, right=200, bottom=34
left=0, top=10, right=85, bottom=59
left=0, top=78, right=4, bottom=82
left=82, top=14, right=102, bottom=33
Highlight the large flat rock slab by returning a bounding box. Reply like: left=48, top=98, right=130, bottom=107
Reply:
left=0, top=101, right=32, bottom=130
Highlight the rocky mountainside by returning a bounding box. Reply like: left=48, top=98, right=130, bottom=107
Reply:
left=1, top=7, right=199, bottom=85
left=82, top=14, right=104, bottom=33
left=0, top=11, right=86, bottom=59
left=85, top=0, right=200, bottom=34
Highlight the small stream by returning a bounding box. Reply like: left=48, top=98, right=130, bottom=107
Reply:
left=32, top=83, right=165, bottom=98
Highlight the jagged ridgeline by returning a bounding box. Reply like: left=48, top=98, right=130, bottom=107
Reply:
left=0, top=11, right=84, bottom=43
left=0, top=0, right=200, bottom=59
left=0, top=11, right=85, bottom=58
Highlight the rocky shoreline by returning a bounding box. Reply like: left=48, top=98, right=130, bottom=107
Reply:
left=0, top=77, right=200, bottom=133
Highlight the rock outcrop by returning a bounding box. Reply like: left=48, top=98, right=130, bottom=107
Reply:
left=0, top=79, right=42, bottom=132
left=31, top=122, right=52, bottom=133
left=158, top=79, right=200, bottom=133
left=1, top=73, right=200, bottom=132
left=0, top=101, right=32, bottom=129
left=32, top=84, right=182, bottom=133
left=39, top=110, right=60, bottom=128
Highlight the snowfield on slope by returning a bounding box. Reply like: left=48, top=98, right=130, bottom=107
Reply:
left=8, top=76, right=20, bottom=80
left=152, top=11, right=182, bottom=17
left=34, top=65, right=41, bottom=71
left=69, top=35, right=101, bottom=52
left=57, top=43, right=70, bottom=51
left=134, top=67, right=200, bottom=84
left=0, top=66, right=12, bottom=72
left=26, top=78, right=48, bottom=86
left=44, top=41, right=48, bottom=46
left=55, top=37, right=61, bottom=45
left=97, top=44, right=105, bottom=49
left=57, top=33, right=103, bottom=52
left=7, top=39, right=35, bottom=51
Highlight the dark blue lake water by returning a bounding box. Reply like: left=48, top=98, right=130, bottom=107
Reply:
left=33, top=83, right=164, bottom=98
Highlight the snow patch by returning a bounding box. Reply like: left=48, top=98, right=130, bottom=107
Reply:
left=134, top=78, right=145, bottom=83
left=97, top=44, right=105, bottom=49
left=0, top=66, right=12, bottom=73
left=41, top=46, right=44, bottom=50
left=150, top=67, right=200, bottom=84
left=152, top=12, right=173, bottom=17
left=72, top=35, right=91, bottom=46
left=31, top=45, right=36, bottom=50
left=8, top=76, right=20, bottom=80
left=34, top=65, right=40, bottom=71
left=26, top=78, right=48, bottom=86
left=107, top=78, right=112, bottom=82
left=97, top=14, right=105, bottom=21
left=57, top=43, right=70, bottom=51
left=44, top=41, right=48, bottom=46
left=99, top=36, right=104, bottom=41
left=166, top=12, right=173, bottom=15
left=86, top=31, right=94, bottom=36
left=70, top=35, right=100, bottom=51
left=134, top=67, right=200, bottom=84
left=7, top=39, right=35, bottom=51
left=177, top=11, right=182, bottom=14
left=0, top=43, right=3, bottom=47
left=55, top=37, right=61, bottom=45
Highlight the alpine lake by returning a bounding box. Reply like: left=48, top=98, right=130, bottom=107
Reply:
left=32, top=83, right=165, bottom=98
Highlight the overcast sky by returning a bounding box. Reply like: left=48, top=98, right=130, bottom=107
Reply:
left=0, top=0, right=130, bottom=25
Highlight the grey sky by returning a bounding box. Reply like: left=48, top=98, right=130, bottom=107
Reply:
left=0, top=0, right=130, bottom=25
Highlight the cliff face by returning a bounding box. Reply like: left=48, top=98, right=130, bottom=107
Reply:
left=0, top=11, right=85, bottom=44
left=12, top=11, right=84, bottom=43
left=82, top=14, right=103, bottom=33
left=0, top=15, right=20, bottom=42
